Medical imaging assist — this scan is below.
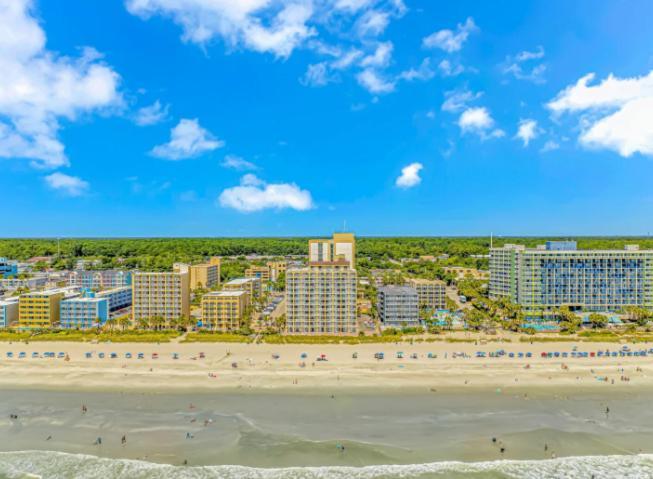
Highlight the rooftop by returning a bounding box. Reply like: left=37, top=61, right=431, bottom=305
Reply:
left=205, top=290, right=247, bottom=297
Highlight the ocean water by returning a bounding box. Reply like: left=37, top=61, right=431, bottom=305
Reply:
left=2, top=451, right=653, bottom=479
left=1, top=389, right=653, bottom=478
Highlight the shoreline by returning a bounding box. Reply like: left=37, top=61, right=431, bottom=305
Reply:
left=1, top=340, right=652, bottom=393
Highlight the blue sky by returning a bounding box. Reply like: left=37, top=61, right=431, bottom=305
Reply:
left=3, top=0, right=653, bottom=237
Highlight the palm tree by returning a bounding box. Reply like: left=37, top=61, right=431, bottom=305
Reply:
left=137, top=318, right=149, bottom=330
left=118, top=316, right=131, bottom=332
left=105, top=318, right=117, bottom=332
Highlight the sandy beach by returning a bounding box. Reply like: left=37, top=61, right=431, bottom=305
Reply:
left=0, top=338, right=652, bottom=392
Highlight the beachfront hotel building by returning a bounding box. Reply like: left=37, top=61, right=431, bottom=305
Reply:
left=286, top=233, right=358, bottom=335
left=18, top=288, right=80, bottom=329
left=0, top=276, right=48, bottom=291
left=67, top=270, right=132, bottom=290
left=201, top=290, right=250, bottom=331
left=406, top=278, right=446, bottom=309
left=223, top=277, right=262, bottom=299
left=489, top=241, right=653, bottom=312
left=96, top=286, right=132, bottom=313
left=377, top=286, right=419, bottom=328
left=0, top=298, right=19, bottom=328
left=60, top=297, right=108, bottom=329
left=132, top=270, right=190, bottom=322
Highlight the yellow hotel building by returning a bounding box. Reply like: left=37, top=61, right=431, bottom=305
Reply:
left=132, top=270, right=190, bottom=322
left=223, top=277, right=262, bottom=299
left=201, top=290, right=249, bottom=331
left=18, top=289, right=65, bottom=329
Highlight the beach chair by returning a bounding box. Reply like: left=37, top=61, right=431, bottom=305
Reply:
left=6, top=352, right=12, bottom=358
left=199, top=352, right=205, bottom=359
left=110, top=352, right=117, bottom=359
left=85, top=352, right=92, bottom=359
left=173, top=353, right=179, bottom=360
left=272, top=354, right=280, bottom=360
left=57, top=352, right=65, bottom=358
left=33, top=352, right=39, bottom=358
left=590, top=352, right=595, bottom=358
left=562, top=352, right=568, bottom=358
left=300, top=353, right=307, bottom=359
left=352, top=352, right=358, bottom=359
left=554, top=352, right=560, bottom=358
left=125, top=353, right=132, bottom=359
left=526, top=352, right=532, bottom=358
left=428, top=352, right=435, bottom=359
left=138, top=353, right=144, bottom=359
left=518, top=352, right=524, bottom=358
left=18, top=352, right=26, bottom=359
left=99, top=352, right=105, bottom=359
left=396, top=352, right=404, bottom=359
left=411, top=353, right=418, bottom=359
left=152, top=353, right=159, bottom=359
left=509, top=352, right=514, bottom=358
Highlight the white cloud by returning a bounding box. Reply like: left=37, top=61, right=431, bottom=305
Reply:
left=398, top=58, right=434, bottom=82
left=126, top=0, right=316, bottom=58
left=395, top=162, right=423, bottom=188
left=515, top=119, right=538, bottom=147
left=437, top=59, right=464, bottom=77
left=134, top=100, right=169, bottom=126
left=300, top=62, right=334, bottom=87
left=357, top=68, right=395, bottom=94
left=222, top=154, right=257, bottom=171
left=441, top=88, right=482, bottom=113
left=0, top=0, right=122, bottom=169
left=422, top=17, right=478, bottom=53
left=356, top=9, right=390, bottom=36
left=151, top=118, right=224, bottom=160
left=44, top=172, right=89, bottom=196
left=458, top=107, right=504, bottom=139
left=218, top=174, right=314, bottom=212
left=540, top=140, right=559, bottom=153
left=360, top=41, right=393, bottom=68
left=548, top=71, right=653, bottom=157
left=502, top=46, right=546, bottom=84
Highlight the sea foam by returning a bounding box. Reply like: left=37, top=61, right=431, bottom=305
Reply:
left=1, top=451, right=653, bottom=479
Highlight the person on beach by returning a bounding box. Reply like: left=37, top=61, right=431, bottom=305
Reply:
left=82, top=405, right=87, bottom=414
left=122, top=435, right=126, bottom=445
left=95, top=437, right=102, bottom=445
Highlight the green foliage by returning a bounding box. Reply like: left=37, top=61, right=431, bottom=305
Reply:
left=182, top=332, right=252, bottom=343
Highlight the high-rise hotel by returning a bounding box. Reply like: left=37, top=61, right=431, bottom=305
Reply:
left=490, top=241, right=653, bottom=312
left=132, top=267, right=190, bottom=322
left=286, top=233, right=357, bottom=335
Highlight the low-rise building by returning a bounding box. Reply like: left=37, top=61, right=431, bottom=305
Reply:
left=60, top=297, right=108, bottom=329
left=0, top=258, right=17, bottom=278
left=266, top=261, right=287, bottom=282
left=406, top=278, right=446, bottom=310
left=0, top=298, right=19, bottom=328
left=0, top=276, right=48, bottom=291
left=224, top=277, right=262, bottom=299
left=377, top=286, right=419, bottom=328
left=245, top=266, right=270, bottom=283
left=67, top=270, right=132, bottom=289
left=201, top=290, right=250, bottom=331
